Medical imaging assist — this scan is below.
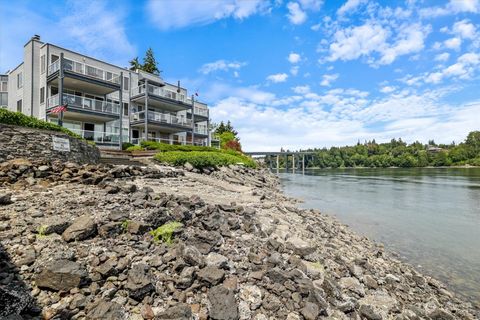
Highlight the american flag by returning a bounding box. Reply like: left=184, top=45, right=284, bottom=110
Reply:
left=50, top=104, right=67, bottom=114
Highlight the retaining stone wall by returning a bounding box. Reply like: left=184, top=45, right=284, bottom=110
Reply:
left=0, top=124, right=100, bottom=164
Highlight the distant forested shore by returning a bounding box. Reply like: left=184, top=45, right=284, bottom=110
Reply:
left=293, top=131, right=480, bottom=168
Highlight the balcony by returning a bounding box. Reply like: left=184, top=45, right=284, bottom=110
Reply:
left=186, top=100, right=209, bottom=118
left=70, top=129, right=120, bottom=144
left=131, top=110, right=192, bottom=128
left=47, top=93, right=120, bottom=120
left=194, top=125, right=208, bottom=135
left=48, top=59, right=120, bottom=85
left=131, top=84, right=187, bottom=102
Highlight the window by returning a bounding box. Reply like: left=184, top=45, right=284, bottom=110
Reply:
left=41, top=55, right=46, bottom=73
left=17, top=73, right=23, bottom=88
left=51, top=86, right=58, bottom=96
left=123, top=102, right=128, bottom=116
left=1, top=81, right=7, bottom=92
left=40, top=87, right=45, bottom=104
left=0, top=93, right=7, bottom=106
left=123, top=77, right=129, bottom=91
left=17, top=99, right=22, bottom=112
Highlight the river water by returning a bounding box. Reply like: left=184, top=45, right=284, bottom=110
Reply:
left=277, top=168, right=480, bottom=305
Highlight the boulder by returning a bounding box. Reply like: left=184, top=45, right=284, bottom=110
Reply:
left=0, top=193, right=13, bottom=205
left=127, top=220, right=149, bottom=235
left=184, top=162, right=194, bottom=171
left=301, top=302, right=319, bottom=320
left=286, top=237, right=315, bottom=256
left=125, top=264, right=155, bottom=301
left=208, top=285, right=239, bottom=320
left=86, top=299, right=125, bottom=320
left=36, top=260, right=87, bottom=291
left=0, top=286, right=34, bottom=318
left=206, top=252, right=229, bottom=269
left=62, top=215, right=97, bottom=242
left=197, top=266, right=225, bottom=286
left=181, top=245, right=205, bottom=267
left=358, top=292, right=398, bottom=320
left=339, top=277, right=365, bottom=296
left=156, top=303, right=192, bottom=320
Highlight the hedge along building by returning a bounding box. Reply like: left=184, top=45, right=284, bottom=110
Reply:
left=3, top=35, right=211, bottom=149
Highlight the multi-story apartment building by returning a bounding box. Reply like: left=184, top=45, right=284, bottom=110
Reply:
left=0, top=75, right=7, bottom=108
left=3, top=35, right=211, bottom=149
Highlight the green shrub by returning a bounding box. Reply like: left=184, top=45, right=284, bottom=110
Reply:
left=126, top=145, right=143, bottom=151
left=122, top=142, right=134, bottom=150
left=150, top=221, right=183, bottom=244
left=467, top=157, right=480, bottom=166
left=0, top=109, right=81, bottom=139
left=154, top=151, right=256, bottom=169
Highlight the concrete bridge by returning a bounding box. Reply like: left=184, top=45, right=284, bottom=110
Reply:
left=244, top=151, right=316, bottom=173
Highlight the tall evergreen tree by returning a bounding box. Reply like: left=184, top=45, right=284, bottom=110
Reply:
left=142, top=48, right=160, bottom=75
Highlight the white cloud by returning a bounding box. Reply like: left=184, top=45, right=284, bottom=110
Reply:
left=425, top=52, right=480, bottom=83
left=320, top=73, right=339, bottom=86
left=327, top=21, right=429, bottom=66
left=267, top=73, right=289, bottom=83
left=286, top=2, right=307, bottom=25
left=420, top=0, right=480, bottom=17
left=435, top=52, right=450, bottom=62
left=199, top=60, right=247, bottom=74
left=337, top=0, right=367, bottom=16
left=288, top=52, right=301, bottom=63
left=380, top=86, right=396, bottom=93
left=327, top=23, right=388, bottom=62
left=378, top=23, right=430, bottom=65
left=452, top=20, right=476, bottom=40
left=146, top=0, right=269, bottom=30
left=292, top=85, right=311, bottom=94
left=444, top=37, right=462, bottom=50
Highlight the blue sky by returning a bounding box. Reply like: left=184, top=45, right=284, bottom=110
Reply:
left=1, top=0, right=480, bottom=151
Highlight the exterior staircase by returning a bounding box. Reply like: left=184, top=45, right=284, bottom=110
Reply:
left=99, top=150, right=147, bottom=166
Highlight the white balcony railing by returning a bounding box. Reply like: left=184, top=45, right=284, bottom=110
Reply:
left=185, top=99, right=208, bottom=117
left=47, top=93, right=120, bottom=115
left=47, top=58, right=120, bottom=85
left=131, top=110, right=192, bottom=127
left=70, top=129, right=120, bottom=144
left=48, top=59, right=60, bottom=75
left=194, top=125, right=208, bottom=135
left=131, top=84, right=187, bottom=103
left=131, top=137, right=208, bottom=146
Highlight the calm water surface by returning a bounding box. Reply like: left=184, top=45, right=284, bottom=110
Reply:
left=277, top=168, right=480, bottom=305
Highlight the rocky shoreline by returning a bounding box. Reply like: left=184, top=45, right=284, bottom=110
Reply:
left=0, top=158, right=478, bottom=319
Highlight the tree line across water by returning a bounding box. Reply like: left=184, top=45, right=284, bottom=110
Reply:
left=285, top=131, right=480, bottom=168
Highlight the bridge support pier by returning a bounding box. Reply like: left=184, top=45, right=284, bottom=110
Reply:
left=276, top=155, right=279, bottom=173
left=302, top=154, right=305, bottom=174
left=292, top=154, right=295, bottom=173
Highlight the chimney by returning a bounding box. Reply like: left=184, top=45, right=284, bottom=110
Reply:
left=32, top=35, right=40, bottom=41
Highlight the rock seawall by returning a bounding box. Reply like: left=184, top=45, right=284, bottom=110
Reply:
left=0, top=160, right=478, bottom=319
left=0, top=124, right=100, bottom=164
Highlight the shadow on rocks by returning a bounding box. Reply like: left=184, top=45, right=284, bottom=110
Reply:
left=0, top=243, right=41, bottom=319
